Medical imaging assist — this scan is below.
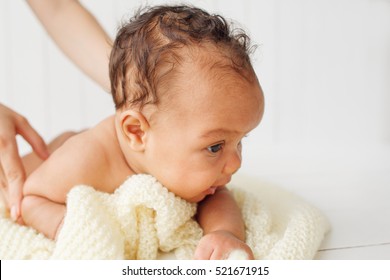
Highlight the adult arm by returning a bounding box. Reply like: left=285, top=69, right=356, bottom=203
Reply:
left=26, top=0, right=112, bottom=91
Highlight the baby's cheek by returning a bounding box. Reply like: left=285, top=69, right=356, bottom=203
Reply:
left=153, top=159, right=217, bottom=199
left=154, top=170, right=188, bottom=195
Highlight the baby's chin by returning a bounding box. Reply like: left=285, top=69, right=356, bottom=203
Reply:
left=185, top=196, right=205, bottom=204
left=186, top=187, right=218, bottom=203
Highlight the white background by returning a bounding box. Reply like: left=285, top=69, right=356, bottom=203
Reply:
left=1, top=0, right=389, bottom=259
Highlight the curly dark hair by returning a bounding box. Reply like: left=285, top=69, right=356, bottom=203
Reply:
left=109, top=5, right=255, bottom=109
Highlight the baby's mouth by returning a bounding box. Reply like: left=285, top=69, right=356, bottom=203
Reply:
left=209, top=186, right=218, bottom=194
left=204, top=178, right=232, bottom=196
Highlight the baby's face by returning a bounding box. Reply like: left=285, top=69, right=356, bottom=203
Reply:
left=142, top=60, right=264, bottom=202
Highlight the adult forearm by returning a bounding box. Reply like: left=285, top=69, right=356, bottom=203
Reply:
left=26, top=0, right=112, bottom=91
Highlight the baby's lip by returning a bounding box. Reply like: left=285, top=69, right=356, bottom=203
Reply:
left=204, top=178, right=232, bottom=196
left=204, top=186, right=219, bottom=195
left=209, top=186, right=218, bottom=194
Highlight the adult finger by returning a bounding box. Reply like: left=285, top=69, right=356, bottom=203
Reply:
left=0, top=164, right=10, bottom=207
left=0, top=136, right=25, bottom=220
left=15, top=115, right=49, bottom=160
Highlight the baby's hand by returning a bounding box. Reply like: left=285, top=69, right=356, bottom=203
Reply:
left=193, top=230, right=254, bottom=260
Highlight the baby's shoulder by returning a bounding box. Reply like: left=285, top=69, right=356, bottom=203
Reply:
left=22, top=129, right=111, bottom=201
left=60, top=134, right=109, bottom=170
left=65, top=116, right=116, bottom=154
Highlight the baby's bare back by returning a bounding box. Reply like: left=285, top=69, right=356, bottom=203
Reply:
left=23, top=116, right=133, bottom=204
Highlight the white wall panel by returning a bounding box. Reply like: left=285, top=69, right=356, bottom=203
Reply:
left=79, top=0, right=117, bottom=128
left=0, top=0, right=9, bottom=104
left=4, top=1, right=49, bottom=153
left=273, top=0, right=309, bottom=147
left=45, top=37, right=85, bottom=138
left=0, top=0, right=389, bottom=156
left=301, top=0, right=389, bottom=147
left=6, top=1, right=46, bottom=120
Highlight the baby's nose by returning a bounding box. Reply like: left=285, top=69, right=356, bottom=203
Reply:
left=223, top=151, right=242, bottom=175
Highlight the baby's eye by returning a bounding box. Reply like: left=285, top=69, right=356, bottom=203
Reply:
left=207, top=143, right=223, bottom=154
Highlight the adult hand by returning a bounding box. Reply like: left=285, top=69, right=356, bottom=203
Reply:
left=0, top=103, right=49, bottom=221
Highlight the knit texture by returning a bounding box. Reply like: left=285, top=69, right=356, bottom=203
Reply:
left=0, top=174, right=329, bottom=259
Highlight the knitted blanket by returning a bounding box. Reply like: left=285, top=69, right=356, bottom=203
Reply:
left=0, top=174, right=329, bottom=259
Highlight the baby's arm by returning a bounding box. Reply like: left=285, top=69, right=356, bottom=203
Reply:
left=21, top=132, right=109, bottom=239
left=195, top=187, right=254, bottom=260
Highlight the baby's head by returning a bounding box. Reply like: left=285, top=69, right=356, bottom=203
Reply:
left=110, top=5, right=264, bottom=202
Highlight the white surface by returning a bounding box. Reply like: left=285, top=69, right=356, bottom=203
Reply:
left=315, top=244, right=390, bottom=260
left=237, top=145, right=390, bottom=260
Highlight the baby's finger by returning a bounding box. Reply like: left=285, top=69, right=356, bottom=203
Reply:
left=193, top=241, right=214, bottom=260
left=209, top=248, right=225, bottom=260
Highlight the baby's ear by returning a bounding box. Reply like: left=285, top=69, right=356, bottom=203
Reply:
left=119, top=110, right=149, bottom=152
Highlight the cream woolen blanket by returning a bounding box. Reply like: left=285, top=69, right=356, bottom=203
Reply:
left=0, top=174, right=329, bottom=259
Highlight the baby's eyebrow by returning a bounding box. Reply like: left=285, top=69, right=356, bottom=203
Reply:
left=200, top=128, right=239, bottom=139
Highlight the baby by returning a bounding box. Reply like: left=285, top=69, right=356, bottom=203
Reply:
left=19, top=5, right=264, bottom=259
